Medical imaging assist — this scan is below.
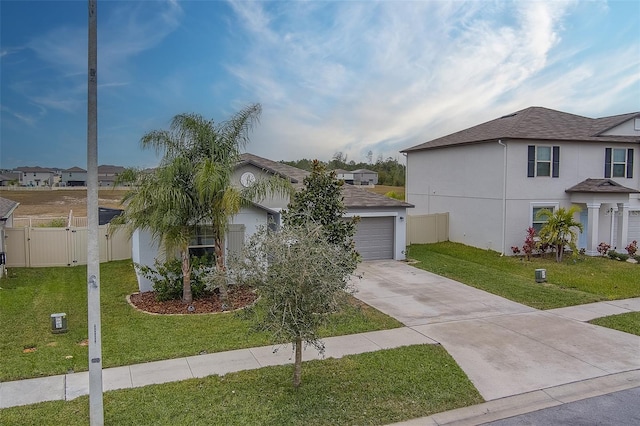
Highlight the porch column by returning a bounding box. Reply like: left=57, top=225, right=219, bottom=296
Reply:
left=586, top=203, right=601, bottom=256
left=616, top=203, right=630, bottom=251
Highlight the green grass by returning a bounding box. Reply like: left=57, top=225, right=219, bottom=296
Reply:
left=408, top=242, right=640, bottom=310
left=590, top=312, right=640, bottom=336
left=0, top=345, right=483, bottom=425
left=0, top=260, right=401, bottom=382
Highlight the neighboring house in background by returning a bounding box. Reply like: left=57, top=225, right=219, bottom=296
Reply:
left=0, top=196, right=19, bottom=277
left=402, top=106, right=640, bottom=256
left=98, top=164, right=126, bottom=187
left=132, top=153, right=412, bottom=292
left=0, top=172, right=20, bottom=186
left=334, top=168, right=378, bottom=186
left=14, top=166, right=55, bottom=187
left=61, top=167, right=87, bottom=187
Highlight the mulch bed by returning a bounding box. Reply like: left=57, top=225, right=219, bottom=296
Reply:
left=129, top=286, right=257, bottom=315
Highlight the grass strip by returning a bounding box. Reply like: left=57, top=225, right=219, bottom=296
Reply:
left=0, top=260, right=401, bottom=382
left=0, top=344, right=483, bottom=425
left=590, top=312, right=640, bottom=336
left=408, top=242, right=640, bottom=310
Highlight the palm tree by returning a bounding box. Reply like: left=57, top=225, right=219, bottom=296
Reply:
left=116, top=104, right=290, bottom=303
left=116, top=156, right=204, bottom=303
left=191, top=105, right=292, bottom=298
left=537, top=206, right=584, bottom=262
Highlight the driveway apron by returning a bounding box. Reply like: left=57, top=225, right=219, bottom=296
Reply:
left=354, top=260, right=640, bottom=401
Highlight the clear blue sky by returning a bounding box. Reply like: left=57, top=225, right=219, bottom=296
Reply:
left=1, top=0, right=639, bottom=170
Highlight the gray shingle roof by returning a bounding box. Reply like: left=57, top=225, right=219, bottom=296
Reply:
left=63, top=166, right=87, bottom=173
left=565, top=179, right=640, bottom=194
left=0, top=196, right=19, bottom=219
left=402, top=107, right=640, bottom=152
left=239, top=153, right=412, bottom=208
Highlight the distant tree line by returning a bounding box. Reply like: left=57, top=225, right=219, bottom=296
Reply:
left=281, top=151, right=405, bottom=186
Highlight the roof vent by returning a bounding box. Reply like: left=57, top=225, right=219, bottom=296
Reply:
left=499, top=113, right=517, bottom=119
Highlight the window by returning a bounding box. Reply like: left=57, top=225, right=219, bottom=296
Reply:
left=188, top=226, right=215, bottom=257
left=527, top=145, right=559, bottom=178
left=532, top=205, right=555, bottom=234
left=605, top=148, right=634, bottom=178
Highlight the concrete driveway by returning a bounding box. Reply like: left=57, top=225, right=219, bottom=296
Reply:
left=354, top=260, right=640, bottom=401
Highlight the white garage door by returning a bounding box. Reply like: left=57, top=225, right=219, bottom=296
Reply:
left=629, top=211, right=640, bottom=243
left=612, top=211, right=640, bottom=248
left=353, top=216, right=394, bottom=260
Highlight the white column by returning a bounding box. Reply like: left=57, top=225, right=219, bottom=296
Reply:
left=616, top=203, right=630, bottom=251
left=586, top=203, right=601, bottom=256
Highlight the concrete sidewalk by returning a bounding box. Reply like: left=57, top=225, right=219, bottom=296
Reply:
left=0, top=327, right=436, bottom=409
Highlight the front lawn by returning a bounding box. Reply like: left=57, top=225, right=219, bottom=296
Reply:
left=408, top=242, right=640, bottom=310
left=0, top=261, right=401, bottom=382
left=0, top=344, right=483, bottom=425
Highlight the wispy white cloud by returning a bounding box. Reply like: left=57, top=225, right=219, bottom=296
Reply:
left=226, top=0, right=637, bottom=162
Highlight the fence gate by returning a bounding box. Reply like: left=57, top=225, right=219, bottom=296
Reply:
left=4, top=225, right=131, bottom=268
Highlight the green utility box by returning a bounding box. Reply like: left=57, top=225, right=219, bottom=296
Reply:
left=51, top=313, right=68, bottom=334
left=535, top=269, right=547, bottom=283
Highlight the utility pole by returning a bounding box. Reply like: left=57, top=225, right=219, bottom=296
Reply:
left=87, top=0, right=104, bottom=424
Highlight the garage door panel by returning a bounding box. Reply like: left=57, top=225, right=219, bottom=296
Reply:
left=353, top=216, right=394, bottom=260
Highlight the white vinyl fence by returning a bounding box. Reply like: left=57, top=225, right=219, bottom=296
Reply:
left=406, top=213, right=449, bottom=244
left=4, top=225, right=131, bottom=268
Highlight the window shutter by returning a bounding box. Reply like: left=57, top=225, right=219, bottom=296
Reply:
left=604, top=148, right=612, bottom=178
left=552, top=146, right=560, bottom=178
left=627, top=149, right=634, bottom=179
left=527, top=145, right=535, bottom=177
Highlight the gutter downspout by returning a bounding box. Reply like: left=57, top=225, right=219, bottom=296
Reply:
left=498, top=140, right=507, bottom=256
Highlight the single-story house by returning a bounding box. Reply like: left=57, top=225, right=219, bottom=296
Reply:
left=132, top=153, right=412, bottom=292
left=402, top=106, right=640, bottom=256
left=0, top=196, right=19, bottom=276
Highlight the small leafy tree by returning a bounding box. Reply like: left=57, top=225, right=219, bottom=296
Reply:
left=227, top=222, right=359, bottom=388
left=537, top=206, right=584, bottom=262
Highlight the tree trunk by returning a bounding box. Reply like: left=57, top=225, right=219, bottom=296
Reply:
left=214, top=237, right=230, bottom=306
left=293, top=337, right=303, bottom=388
left=181, top=249, right=193, bottom=304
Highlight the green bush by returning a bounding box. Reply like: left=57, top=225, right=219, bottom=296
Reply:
left=136, top=255, right=214, bottom=301
left=38, top=218, right=67, bottom=228
left=384, top=191, right=404, bottom=200
left=608, top=251, right=629, bottom=261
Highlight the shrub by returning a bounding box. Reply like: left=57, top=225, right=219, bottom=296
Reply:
left=521, top=227, right=537, bottom=260
left=136, top=255, right=213, bottom=301
left=38, top=218, right=67, bottom=228
left=625, top=240, right=637, bottom=256
left=597, top=242, right=611, bottom=256
left=607, top=251, right=629, bottom=262
left=384, top=191, right=404, bottom=200
left=511, top=246, right=521, bottom=255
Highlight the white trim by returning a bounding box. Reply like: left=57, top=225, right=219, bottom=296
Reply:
left=529, top=202, right=559, bottom=229
left=343, top=212, right=398, bottom=218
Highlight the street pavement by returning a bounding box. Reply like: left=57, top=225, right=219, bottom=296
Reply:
left=484, top=386, right=640, bottom=426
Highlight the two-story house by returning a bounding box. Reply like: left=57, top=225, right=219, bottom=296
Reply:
left=14, top=166, right=55, bottom=187
left=402, top=106, right=640, bottom=256
left=334, top=169, right=378, bottom=186
left=61, top=167, right=87, bottom=187
left=98, top=164, right=126, bottom=187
